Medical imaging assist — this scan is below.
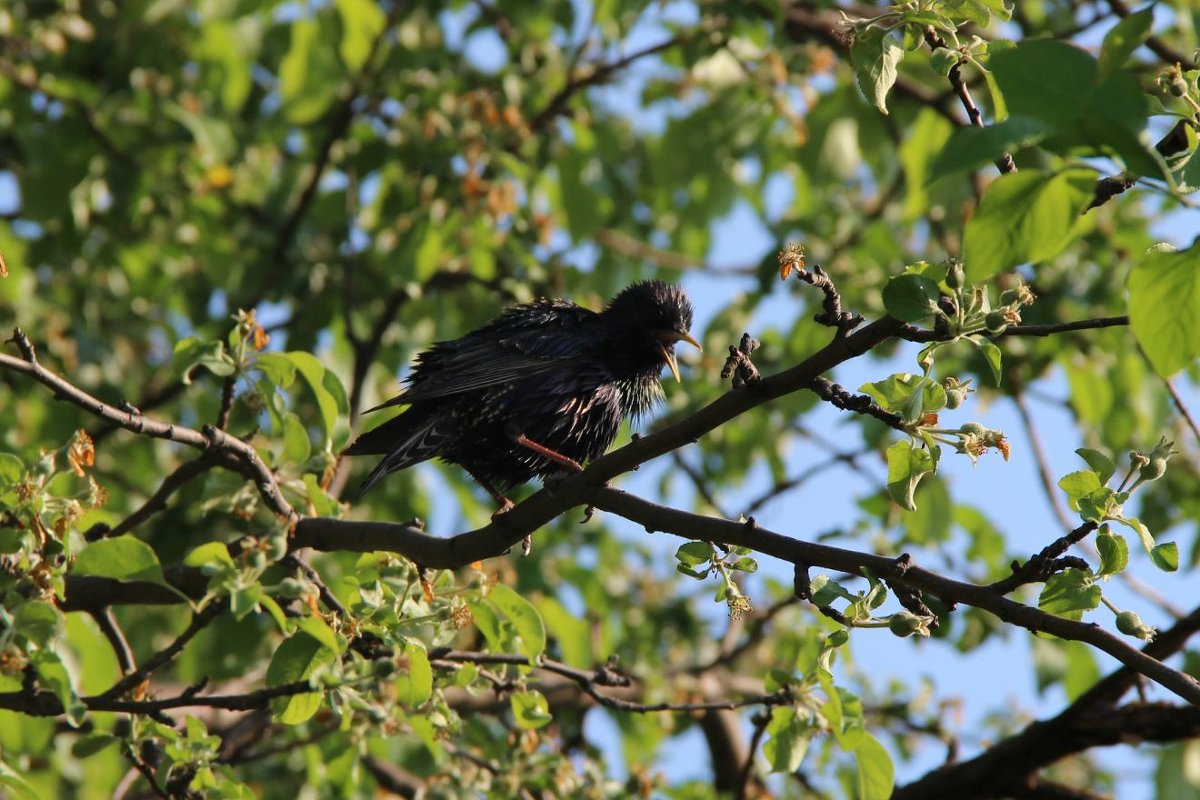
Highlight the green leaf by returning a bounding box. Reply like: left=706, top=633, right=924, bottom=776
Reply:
left=0, top=529, right=25, bottom=555
left=296, top=617, right=342, bottom=655
left=70, top=536, right=167, bottom=586
left=899, top=108, right=955, bottom=218
left=1113, top=515, right=1157, bottom=558
left=1098, top=6, right=1154, bottom=78
left=13, top=600, right=64, bottom=646
left=882, top=274, right=941, bottom=322
left=414, top=225, right=443, bottom=282
left=1128, top=244, right=1200, bottom=377
left=71, top=733, right=119, bottom=759
left=304, top=474, right=340, bottom=518
left=282, top=412, right=312, bottom=464
left=967, top=335, right=1003, bottom=385
left=538, top=596, right=593, bottom=666
left=334, top=0, right=385, bottom=71
left=990, top=39, right=1161, bottom=178
left=172, top=337, right=235, bottom=383
left=394, top=641, right=432, bottom=707
left=854, top=732, right=895, bottom=800
left=0, top=758, right=40, bottom=800
left=0, top=453, right=24, bottom=486
left=488, top=584, right=546, bottom=661
left=259, top=595, right=289, bottom=633
left=183, top=541, right=236, bottom=570
left=929, top=117, right=1052, bottom=183
left=675, top=541, right=713, bottom=568
left=469, top=599, right=507, bottom=653
left=763, top=706, right=809, bottom=773
left=256, top=352, right=297, bottom=389
left=1095, top=528, right=1129, bottom=576
left=1058, top=470, right=1102, bottom=509
left=990, top=39, right=1097, bottom=133
left=1038, top=569, right=1101, bottom=620
left=730, top=556, right=758, bottom=573
left=279, top=18, right=335, bottom=124
left=886, top=440, right=939, bottom=512
left=963, top=168, right=1095, bottom=281
left=32, top=650, right=86, bottom=725
left=1081, top=70, right=1163, bottom=178
left=850, top=27, right=904, bottom=114
left=510, top=690, right=553, bottom=729
left=1151, top=542, right=1179, bottom=572
left=265, top=631, right=336, bottom=724
left=285, top=352, right=340, bottom=445
left=860, top=374, right=947, bottom=419
left=322, top=369, right=351, bottom=450
left=1075, top=448, right=1116, bottom=485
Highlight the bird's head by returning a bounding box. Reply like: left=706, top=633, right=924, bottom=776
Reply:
left=604, top=281, right=701, bottom=382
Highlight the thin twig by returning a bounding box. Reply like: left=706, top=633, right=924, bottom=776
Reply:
left=1163, top=376, right=1200, bottom=446
left=102, top=455, right=218, bottom=539
left=99, top=600, right=229, bottom=700
left=1, top=328, right=296, bottom=521
left=1013, top=386, right=1075, bottom=532
left=924, top=30, right=1016, bottom=174
left=92, top=608, right=137, bottom=676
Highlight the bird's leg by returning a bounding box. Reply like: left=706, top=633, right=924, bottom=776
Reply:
left=512, top=433, right=584, bottom=473
left=463, top=465, right=516, bottom=519
left=469, top=472, right=527, bottom=554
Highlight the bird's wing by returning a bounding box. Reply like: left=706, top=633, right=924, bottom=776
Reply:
left=365, top=301, right=598, bottom=411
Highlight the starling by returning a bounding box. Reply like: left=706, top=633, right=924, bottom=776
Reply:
left=344, top=280, right=700, bottom=511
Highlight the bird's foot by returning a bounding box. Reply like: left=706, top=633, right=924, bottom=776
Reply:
left=490, top=497, right=516, bottom=521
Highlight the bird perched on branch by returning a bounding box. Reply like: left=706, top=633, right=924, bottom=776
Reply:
left=344, top=280, right=700, bottom=512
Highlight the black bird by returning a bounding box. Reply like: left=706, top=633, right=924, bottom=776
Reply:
left=344, top=280, right=700, bottom=511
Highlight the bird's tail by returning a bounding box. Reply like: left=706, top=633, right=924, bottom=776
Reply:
left=342, top=410, right=444, bottom=499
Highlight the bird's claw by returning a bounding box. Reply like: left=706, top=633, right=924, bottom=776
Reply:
left=490, top=498, right=516, bottom=521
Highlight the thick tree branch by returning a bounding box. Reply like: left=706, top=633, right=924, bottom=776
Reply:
left=895, top=702, right=1200, bottom=799
left=583, top=487, right=1200, bottom=706
left=0, top=679, right=314, bottom=717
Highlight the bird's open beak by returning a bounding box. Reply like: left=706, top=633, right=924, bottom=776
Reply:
left=657, top=331, right=703, bottom=383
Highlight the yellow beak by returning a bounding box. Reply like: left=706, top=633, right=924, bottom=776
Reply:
left=657, top=331, right=703, bottom=383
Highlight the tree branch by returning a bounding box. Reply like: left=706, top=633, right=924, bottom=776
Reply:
left=583, top=486, right=1200, bottom=706
left=1, top=328, right=296, bottom=522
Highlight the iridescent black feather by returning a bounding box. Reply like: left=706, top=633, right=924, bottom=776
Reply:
left=344, top=281, right=696, bottom=499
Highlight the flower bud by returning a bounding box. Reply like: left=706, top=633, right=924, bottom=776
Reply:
left=277, top=578, right=307, bottom=598
left=985, top=310, right=1009, bottom=334
left=265, top=534, right=288, bottom=562
left=959, top=422, right=985, bottom=437
left=888, top=611, right=931, bottom=638
left=942, top=377, right=973, bottom=410
left=1115, top=610, right=1156, bottom=641
left=1170, top=75, right=1189, bottom=97
left=945, top=261, right=965, bottom=290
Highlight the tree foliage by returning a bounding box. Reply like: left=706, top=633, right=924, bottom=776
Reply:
left=2, top=0, right=1200, bottom=798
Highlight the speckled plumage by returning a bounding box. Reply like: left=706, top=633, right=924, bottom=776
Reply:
left=345, top=281, right=697, bottom=500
